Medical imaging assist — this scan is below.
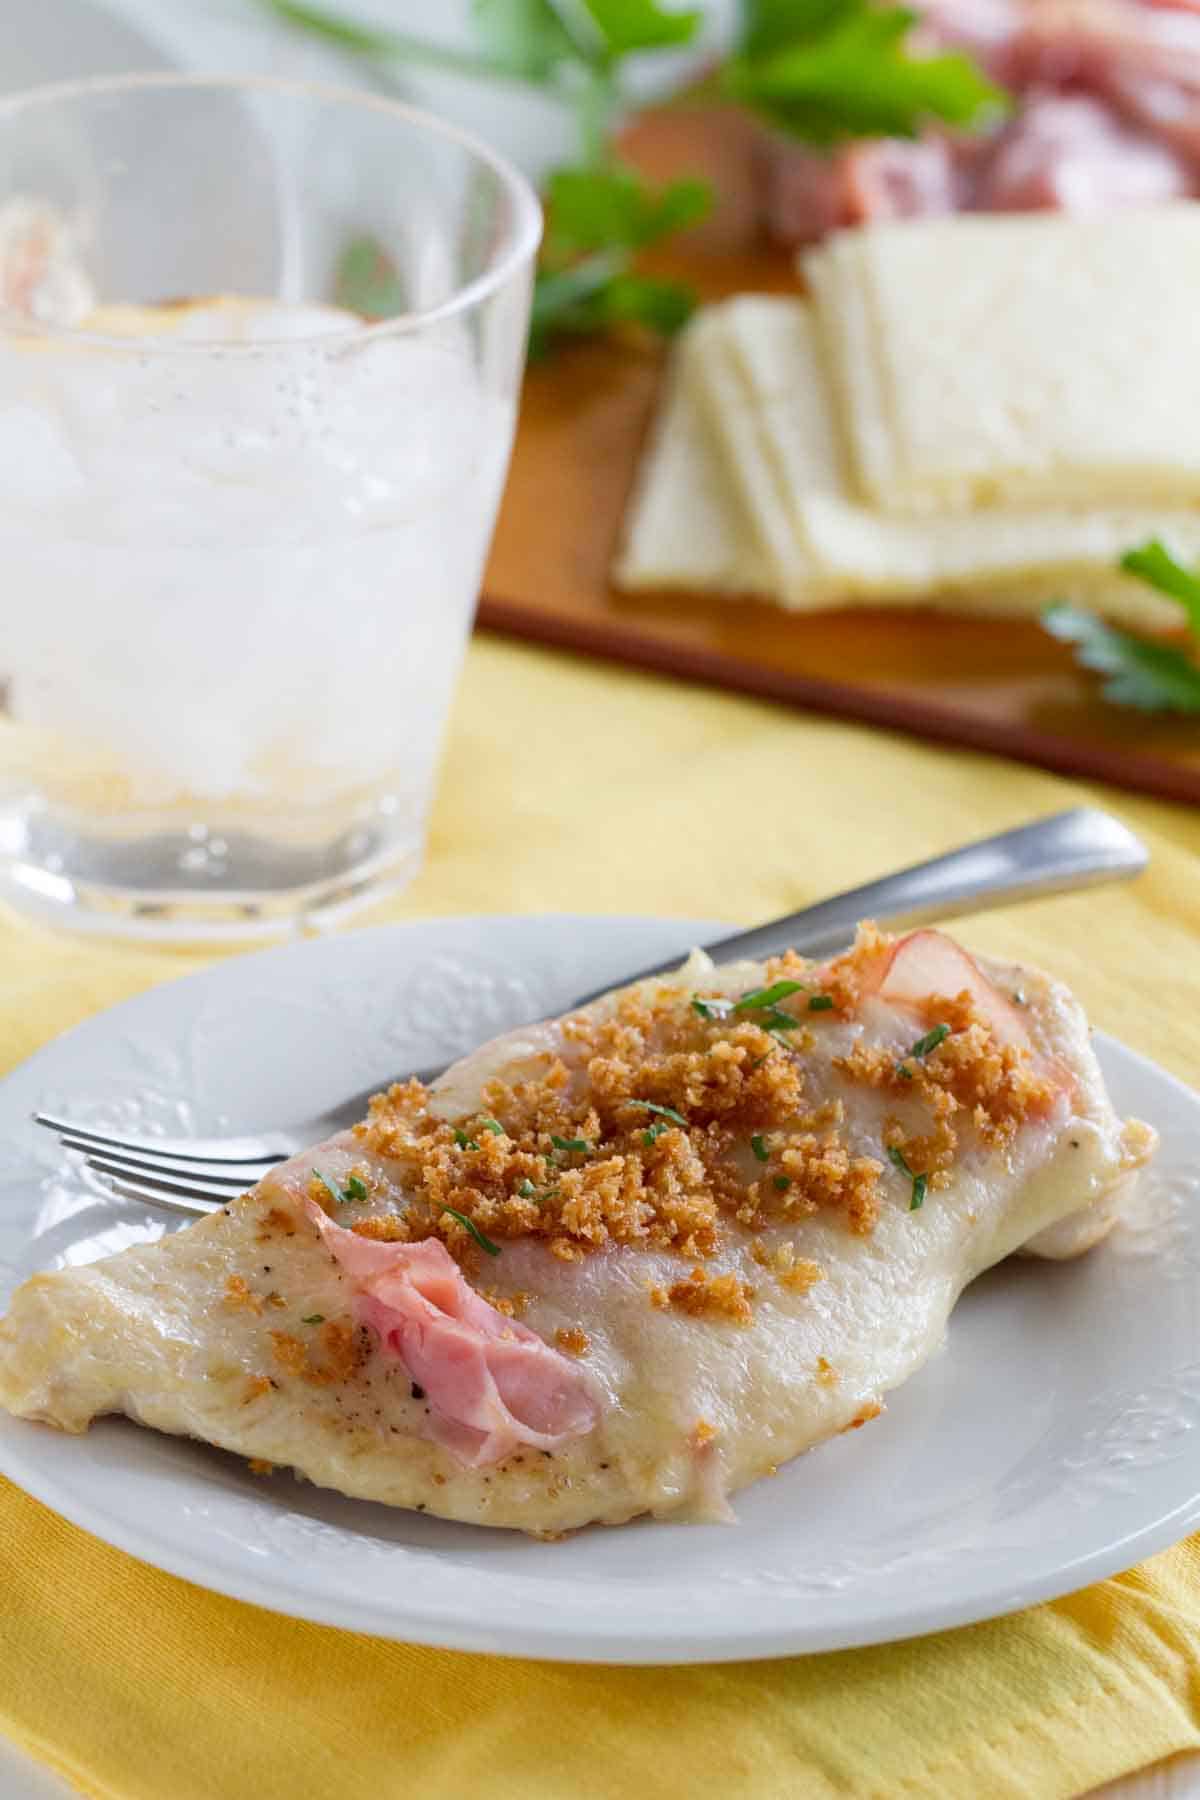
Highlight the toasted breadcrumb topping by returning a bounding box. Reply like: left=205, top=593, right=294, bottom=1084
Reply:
left=751, top=1239, right=825, bottom=1293
left=247, top=1458, right=275, bottom=1476
left=354, top=933, right=902, bottom=1275
left=270, top=1321, right=363, bottom=1387
left=252, top=927, right=1055, bottom=1333
left=834, top=986, right=1056, bottom=1180
left=650, top=1266, right=755, bottom=1325
left=555, top=1326, right=591, bottom=1355
left=224, top=1274, right=263, bottom=1315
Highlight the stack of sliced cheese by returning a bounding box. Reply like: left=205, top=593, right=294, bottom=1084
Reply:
left=615, top=205, right=1200, bottom=630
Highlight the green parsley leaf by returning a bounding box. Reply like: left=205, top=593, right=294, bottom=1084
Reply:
left=583, top=0, right=701, bottom=54
left=479, top=1118, right=506, bottom=1135
left=724, top=0, right=1008, bottom=147
left=808, top=994, right=835, bottom=1011
left=516, top=1179, right=537, bottom=1198
left=551, top=1134, right=591, bottom=1153
left=887, top=1144, right=926, bottom=1211
left=530, top=247, right=698, bottom=357
left=441, top=1207, right=502, bottom=1256
left=624, top=1100, right=688, bottom=1127
left=1043, top=604, right=1200, bottom=714
left=470, top=0, right=582, bottom=78
left=897, top=1063, right=914, bottom=1081
left=773, top=1174, right=791, bottom=1191
left=343, top=1174, right=369, bottom=1201
left=333, top=235, right=406, bottom=320
left=643, top=1123, right=667, bottom=1146
left=454, top=1128, right=481, bottom=1151
left=736, top=979, right=808, bottom=1011
left=263, top=0, right=404, bottom=55
left=755, top=1007, right=802, bottom=1031
left=908, top=1023, right=950, bottom=1060
left=312, top=1169, right=354, bottom=1208
left=751, top=1133, right=770, bottom=1163
left=1120, top=539, right=1200, bottom=637
left=547, top=165, right=710, bottom=255
left=301, top=1313, right=325, bottom=1325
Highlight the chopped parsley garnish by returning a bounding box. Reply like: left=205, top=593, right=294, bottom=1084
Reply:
left=301, top=1313, right=325, bottom=1325
left=757, top=1007, right=803, bottom=1032
left=691, top=996, right=733, bottom=1021
left=773, top=1175, right=791, bottom=1192
left=453, top=1128, right=480, bottom=1151
left=807, top=994, right=835, bottom=1012
left=908, top=1023, right=950, bottom=1060
left=897, top=1064, right=914, bottom=1081
left=441, top=1207, right=501, bottom=1256
left=751, top=1133, right=770, bottom=1163
left=1044, top=541, right=1200, bottom=714
left=642, top=1123, right=667, bottom=1147
left=736, top=979, right=807, bottom=1011
left=312, top=1169, right=359, bottom=1209
left=887, top=1145, right=927, bottom=1210
left=516, top=1179, right=537, bottom=1198
left=624, top=1100, right=687, bottom=1127
left=479, top=1118, right=505, bottom=1135
left=550, top=1134, right=590, bottom=1153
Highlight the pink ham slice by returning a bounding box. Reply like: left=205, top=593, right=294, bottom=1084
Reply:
left=759, top=0, right=1200, bottom=246
left=975, top=88, right=1193, bottom=204
left=306, top=1204, right=600, bottom=1467
left=864, top=929, right=1033, bottom=1048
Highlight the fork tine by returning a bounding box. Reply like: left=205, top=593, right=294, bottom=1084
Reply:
left=59, top=1136, right=268, bottom=1187
left=34, top=1112, right=288, bottom=1166
left=98, top=1173, right=220, bottom=1218
left=83, top=1154, right=247, bottom=1205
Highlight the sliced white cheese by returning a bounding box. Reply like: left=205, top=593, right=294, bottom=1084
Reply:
left=612, top=315, right=770, bottom=596
left=803, top=205, right=1200, bottom=515
left=693, top=294, right=1200, bottom=627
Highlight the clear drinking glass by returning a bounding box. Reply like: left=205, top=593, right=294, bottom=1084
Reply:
left=0, top=74, right=540, bottom=941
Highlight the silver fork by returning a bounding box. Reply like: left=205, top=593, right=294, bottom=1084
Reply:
left=35, top=807, right=1147, bottom=1220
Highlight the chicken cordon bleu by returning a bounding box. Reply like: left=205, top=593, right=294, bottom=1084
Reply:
left=0, top=926, right=1155, bottom=1532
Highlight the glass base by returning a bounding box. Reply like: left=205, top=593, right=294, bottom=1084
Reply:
left=0, top=810, right=423, bottom=946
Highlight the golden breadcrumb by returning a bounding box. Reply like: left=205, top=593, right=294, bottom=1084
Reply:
left=223, top=1274, right=263, bottom=1315
left=555, top=1326, right=591, bottom=1356
left=256, top=1206, right=296, bottom=1242
left=270, top=1322, right=363, bottom=1387
left=651, top=1266, right=755, bottom=1325
left=247, top=1458, right=275, bottom=1476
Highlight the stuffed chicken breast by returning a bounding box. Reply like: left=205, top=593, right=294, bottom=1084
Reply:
left=0, top=927, right=1155, bottom=1533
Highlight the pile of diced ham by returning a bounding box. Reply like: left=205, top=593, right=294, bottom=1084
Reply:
left=760, top=0, right=1200, bottom=243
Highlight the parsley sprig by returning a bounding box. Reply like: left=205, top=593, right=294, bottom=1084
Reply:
left=441, top=1206, right=502, bottom=1256
left=887, top=1145, right=927, bottom=1211
left=312, top=1169, right=368, bottom=1208
left=1044, top=540, right=1200, bottom=713
left=268, top=0, right=1002, bottom=354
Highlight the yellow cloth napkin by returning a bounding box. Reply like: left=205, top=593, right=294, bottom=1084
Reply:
left=3, top=635, right=1200, bottom=1800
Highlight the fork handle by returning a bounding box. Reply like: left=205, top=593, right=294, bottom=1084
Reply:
left=567, top=807, right=1147, bottom=1008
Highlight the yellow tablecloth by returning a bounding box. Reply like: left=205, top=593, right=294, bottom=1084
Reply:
left=3, top=635, right=1200, bottom=1800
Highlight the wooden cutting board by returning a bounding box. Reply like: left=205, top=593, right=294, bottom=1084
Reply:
left=479, top=108, right=1200, bottom=807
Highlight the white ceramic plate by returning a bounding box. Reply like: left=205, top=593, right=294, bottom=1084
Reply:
left=1, top=915, right=1199, bottom=1665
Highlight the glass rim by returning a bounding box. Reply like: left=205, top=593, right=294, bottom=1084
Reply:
left=0, top=70, right=543, bottom=353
